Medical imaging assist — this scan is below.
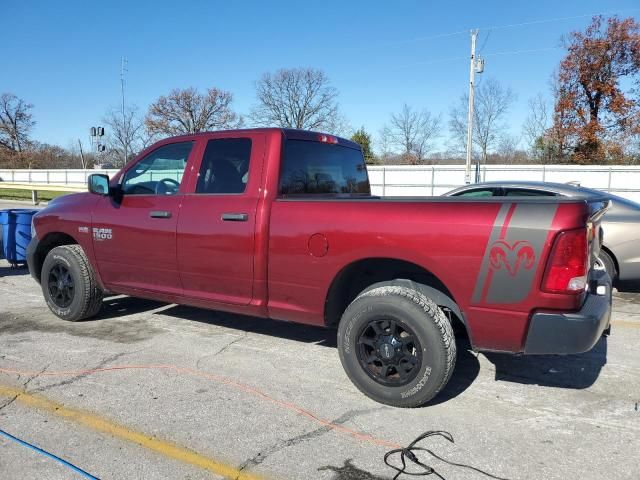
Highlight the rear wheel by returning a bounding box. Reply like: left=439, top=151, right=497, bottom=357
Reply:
left=595, top=249, right=616, bottom=282
left=41, top=245, right=103, bottom=321
left=337, top=283, right=456, bottom=407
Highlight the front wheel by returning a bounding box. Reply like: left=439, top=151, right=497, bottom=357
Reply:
left=41, top=245, right=103, bottom=321
left=337, top=284, right=456, bottom=407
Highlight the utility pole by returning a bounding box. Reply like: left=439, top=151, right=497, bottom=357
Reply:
left=465, top=29, right=479, bottom=184
left=121, top=57, right=128, bottom=165
left=77, top=139, right=86, bottom=169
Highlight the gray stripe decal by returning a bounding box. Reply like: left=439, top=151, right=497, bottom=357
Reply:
left=484, top=203, right=558, bottom=304
left=472, top=203, right=512, bottom=303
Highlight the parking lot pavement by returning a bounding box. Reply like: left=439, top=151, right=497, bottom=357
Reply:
left=1, top=260, right=639, bottom=480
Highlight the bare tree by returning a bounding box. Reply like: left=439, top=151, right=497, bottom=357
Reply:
left=381, top=104, right=441, bottom=164
left=522, top=93, right=560, bottom=163
left=449, top=78, right=516, bottom=163
left=104, top=105, right=154, bottom=166
left=474, top=79, right=516, bottom=161
left=0, top=93, right=35, bottom=152
left=146, top=87, right=239, bottom=137
left=251, top=68, right=341, bottom=132
left=496, top=134, right=521, bottom=164
left=522, top=93, right=550, bottom=148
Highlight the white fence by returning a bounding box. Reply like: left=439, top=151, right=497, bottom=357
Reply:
left=368, top=164, right=640, bottom=202
left=0, top=169, right=120, bottom=186
left=3, top=165, right=640, bottom=202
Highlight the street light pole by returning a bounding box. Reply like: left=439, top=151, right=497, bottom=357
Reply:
left=464, top=29, right=479, bottom=184
left=121, top=57, right=128, bottom=165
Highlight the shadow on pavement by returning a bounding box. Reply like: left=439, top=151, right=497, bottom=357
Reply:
left=318, top=459, right=389, bottom=480
left=614, top=280, right=640, bottom=293
left=160, top=304, right=338, bottom=347
left=484, top=336, right=607, bottom=389
left=427, top=338, right=480, bottom=406
left=90, top=295, right=167, bottom=321
left=159, top=304, right=481, bottom=404
left=87, top=297, right=605, bottom=398
left=0, top=265, right=29, bottom=277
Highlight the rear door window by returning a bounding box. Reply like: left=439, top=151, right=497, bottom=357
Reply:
left=195, top=138, right=252, bottom=194
left=279, top=140, right=370, bottom=195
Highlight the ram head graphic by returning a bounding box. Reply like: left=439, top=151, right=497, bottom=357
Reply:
left=489, top=240, right=536, bottom=276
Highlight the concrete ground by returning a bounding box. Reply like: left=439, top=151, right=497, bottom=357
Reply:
left=0, top=203, right=638, bottom=479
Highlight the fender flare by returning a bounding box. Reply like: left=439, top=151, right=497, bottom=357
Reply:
left=360, top=278, right=467, bottom=330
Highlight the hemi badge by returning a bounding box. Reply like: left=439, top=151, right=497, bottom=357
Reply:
left=78, top=226, right=89, bottom=233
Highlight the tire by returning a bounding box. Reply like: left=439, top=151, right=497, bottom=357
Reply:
left=596, top=249, right=617, bottom=282
left=41, top=245, right=103, bottom=321
left=337, top=283, right=456, bottom=408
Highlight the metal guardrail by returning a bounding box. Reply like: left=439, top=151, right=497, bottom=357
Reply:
left=0, top=182, right=85, bottom=204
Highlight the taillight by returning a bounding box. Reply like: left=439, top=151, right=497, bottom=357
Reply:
left=542, top=228, right=588, bottom=294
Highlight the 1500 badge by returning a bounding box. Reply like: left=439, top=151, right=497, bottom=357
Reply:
left=93, top=227, right=113, bottom=241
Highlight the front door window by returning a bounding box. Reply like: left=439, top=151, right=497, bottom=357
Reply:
left=122, top=142, right=193, bottom=195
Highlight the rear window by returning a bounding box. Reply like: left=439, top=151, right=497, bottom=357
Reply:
left=455, top=189, right=495, bottom=198
left=504, top=189, right=557, bottom=197
left=279, top=140, right=370, bottom=196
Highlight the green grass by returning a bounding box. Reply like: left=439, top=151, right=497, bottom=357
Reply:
left=0, top=188, right=70, bottom=202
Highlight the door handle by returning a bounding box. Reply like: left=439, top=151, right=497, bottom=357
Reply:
left=150, top=210, right=172, bottom=219
left=221, top=213, right=248, bottom=222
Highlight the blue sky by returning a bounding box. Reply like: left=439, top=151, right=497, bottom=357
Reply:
left=2, top=0, right=639, bottom=153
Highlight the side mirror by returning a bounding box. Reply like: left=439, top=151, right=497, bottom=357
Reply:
left=88, top=174, right=110, bottom=196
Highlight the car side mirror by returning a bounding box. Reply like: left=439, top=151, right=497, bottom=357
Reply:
left=88, top=174, right=110, bottom=196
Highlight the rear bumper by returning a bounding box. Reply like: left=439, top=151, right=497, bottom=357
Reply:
left=524, top=270, right=612, bottom=354
left=26, top=235, right=40, bottom=283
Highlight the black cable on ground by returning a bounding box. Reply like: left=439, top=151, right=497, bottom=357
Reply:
left=384, top=430, right=512, bottom=480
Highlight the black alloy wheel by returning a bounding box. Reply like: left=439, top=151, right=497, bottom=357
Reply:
left=337, top=281, right=457, bottom=407
left=41, top=245, right=104, bottom=321
left=48, top=263, right=75, bottom=308
left=356, top=318, right=422, bottom=386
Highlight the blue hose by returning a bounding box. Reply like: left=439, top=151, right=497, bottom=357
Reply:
left=0, top=428, right=100, bottom=479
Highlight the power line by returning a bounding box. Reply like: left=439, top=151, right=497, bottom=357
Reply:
left=369, top=7, right=640, bottom=51
left=387, top=30, right=468, bottom=47
left=479, top=8, right=640, bottom=32
left=397, top=55, right=468, bottom=69
left=483, top=47, right=561, bottom=57
left=477, top=30, right=492, bottom=56
left=394, top=47, right=559, bottom=71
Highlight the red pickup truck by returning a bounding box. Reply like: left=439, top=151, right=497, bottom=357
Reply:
left=27, top=128, right=611, bottom=407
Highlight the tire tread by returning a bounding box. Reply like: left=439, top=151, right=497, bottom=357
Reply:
left=360, top=286, right=456, bottom=406
left=45, top=245, right=103, bottom=321
left=342, top=284, right=456, bottom=407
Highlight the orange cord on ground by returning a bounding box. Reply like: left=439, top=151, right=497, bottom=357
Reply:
left=0, top=364, right=402, bottom=450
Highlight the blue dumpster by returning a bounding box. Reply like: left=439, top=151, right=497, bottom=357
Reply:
left=0, top=209, right=39, bottom=266
left=0, top=210, right=5, bottom=260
